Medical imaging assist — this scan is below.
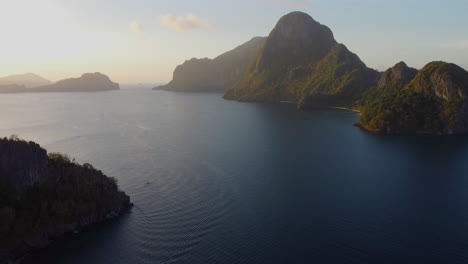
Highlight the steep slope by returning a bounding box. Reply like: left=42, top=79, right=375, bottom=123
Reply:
left=356, top=61, right=418, bottom=107
left=156, top=37, right=266, bottom=92
left=224, top=11, right=379, bottom=108
left=358, top=62, right=468, bottom=134
left=0, top=73, right=51, bottom=88
left=0, top=137, right=132, bottom=263
left=375, top=62, right=418, bottom=92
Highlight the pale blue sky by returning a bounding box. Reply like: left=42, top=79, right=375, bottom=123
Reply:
left=1, top=0, right=467, bottom=83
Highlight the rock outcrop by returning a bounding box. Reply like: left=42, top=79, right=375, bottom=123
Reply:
left=358, top=62, right=468, bottom=134
left=375, top=62, right=418, bottom=92
left=155, top=37, right=266, bottom=92
left=0, top=137, right=132, bottom=263
left=0, top=138, right=48, bottom=190
left=224, top=11, right=380, bottom=108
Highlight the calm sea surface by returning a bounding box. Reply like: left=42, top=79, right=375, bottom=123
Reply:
left=2, top=89, right=468, bottom=264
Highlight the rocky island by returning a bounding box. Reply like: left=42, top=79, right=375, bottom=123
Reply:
left=357, top=62, right=468, bottom=134
left=224, top=12, right=380, bottom=109
left=0, top=73, right=119, bottom=93
left=158, top=11, right=468, bottom=135
left=154, top=37, right=266, bottom=92
left=0, top=136, right=132, bottom=263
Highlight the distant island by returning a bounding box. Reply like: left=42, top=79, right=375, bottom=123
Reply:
left=0, top=73, right=119, bottom=93
left=0, top=73, right=51, bottom=88
left=157, top=11, right=468, bottom=135
left=0, top=136, right=132, bottom=263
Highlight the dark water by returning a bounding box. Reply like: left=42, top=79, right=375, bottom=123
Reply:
left=2, top=90, right=468, bottom=264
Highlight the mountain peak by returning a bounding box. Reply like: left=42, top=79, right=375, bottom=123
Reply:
left=257, top=11, right=336, bottom=71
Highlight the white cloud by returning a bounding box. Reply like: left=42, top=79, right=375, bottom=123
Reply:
left=129, top=21, right=144, bottom=33
left=264, top=0, right=314, bottom=9
left=160, top=14, right=211, bottom=32
left=439, top=40, right=468, bottom=50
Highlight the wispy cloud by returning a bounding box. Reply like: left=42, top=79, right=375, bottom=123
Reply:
left=129, top=21, right=144, bottom=33
left=160, top=14, right=211, bottom=32
left=264, top=0, right=314, bottom=9
left=439, top=40, right=468, bottom=50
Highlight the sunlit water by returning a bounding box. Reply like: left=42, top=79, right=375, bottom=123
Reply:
left=2, top=89, right=467, bottom=264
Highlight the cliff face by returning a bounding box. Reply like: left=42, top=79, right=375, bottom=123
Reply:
left=0, top=139, right=48, bottom=190
left=257, top=11, right=336, bottom=72
left=0, top=73, right=119, bottom=94
left=0, top=137, right=132, bottom=263
left=358, top=62, right=468, bottom=135
left=376, top=62, right=418, bottom=92
left=156, top=37, right=266, bottom=92
left=224, top=12, right=379, bottom=108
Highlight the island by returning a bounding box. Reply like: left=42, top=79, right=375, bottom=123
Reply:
left=0, top=136, right=132, bottom=263
left=154, top=37, right=266, bottom=92
left=0, top=73, right=51, bottom=88
left=0, top=73, right=119, bottom=93
left=157, top=11, right=468, bottom=135
left=357, top=62, right=468, bottom=134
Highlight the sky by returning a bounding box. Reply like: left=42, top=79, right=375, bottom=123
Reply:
left=0, top=0, right=467, bottom=84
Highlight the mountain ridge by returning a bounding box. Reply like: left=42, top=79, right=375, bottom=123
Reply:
left=155, top=37, right=266, bottom=92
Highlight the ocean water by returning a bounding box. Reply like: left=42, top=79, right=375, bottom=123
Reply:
left=2, top=89, right=468, bottom=264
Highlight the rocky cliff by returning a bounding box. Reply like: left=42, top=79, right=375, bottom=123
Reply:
left=0, top=138, right=48, bottom=190
left=156, top=37, right=266, bottom=92
left=224, top=11, right=380, bottom=108
left=358, top=62, right=468, bottom=134
left=376, top=62, right=418, bottom=92
left=0, top=137, right=132, bottom=263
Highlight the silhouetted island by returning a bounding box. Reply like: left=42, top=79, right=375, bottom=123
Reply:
left=0, top=136, right=132, bottom=263
left=0, top=73, right=51, bottom=88
left=0, top=73, right=119, bottom=94
left=158, top=11, right=468, bottom=135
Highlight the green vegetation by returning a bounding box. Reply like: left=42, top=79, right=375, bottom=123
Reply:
left=0, top=138, right=131, bottom=254
left=224, top=12, right=379, bottom=109
left=357, top=61, right=468, bottom=134
left=358, top=89, right=460, bottom=134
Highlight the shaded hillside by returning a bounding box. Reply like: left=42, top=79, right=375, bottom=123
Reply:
left=0, top=136, right=132, bottom=263
left=155, top=37, right=266, bottom=92
left=356, top=62, right=418, bottom=107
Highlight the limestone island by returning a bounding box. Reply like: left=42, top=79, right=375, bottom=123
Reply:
left=0, top=73, right=119, bottom=94
left=156, top=11, right=468, bottom=135
left=0, top=136, right=132, bottom=263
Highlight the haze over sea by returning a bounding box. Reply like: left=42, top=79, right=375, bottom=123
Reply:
left=1, top=89, right=467, bottom=264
